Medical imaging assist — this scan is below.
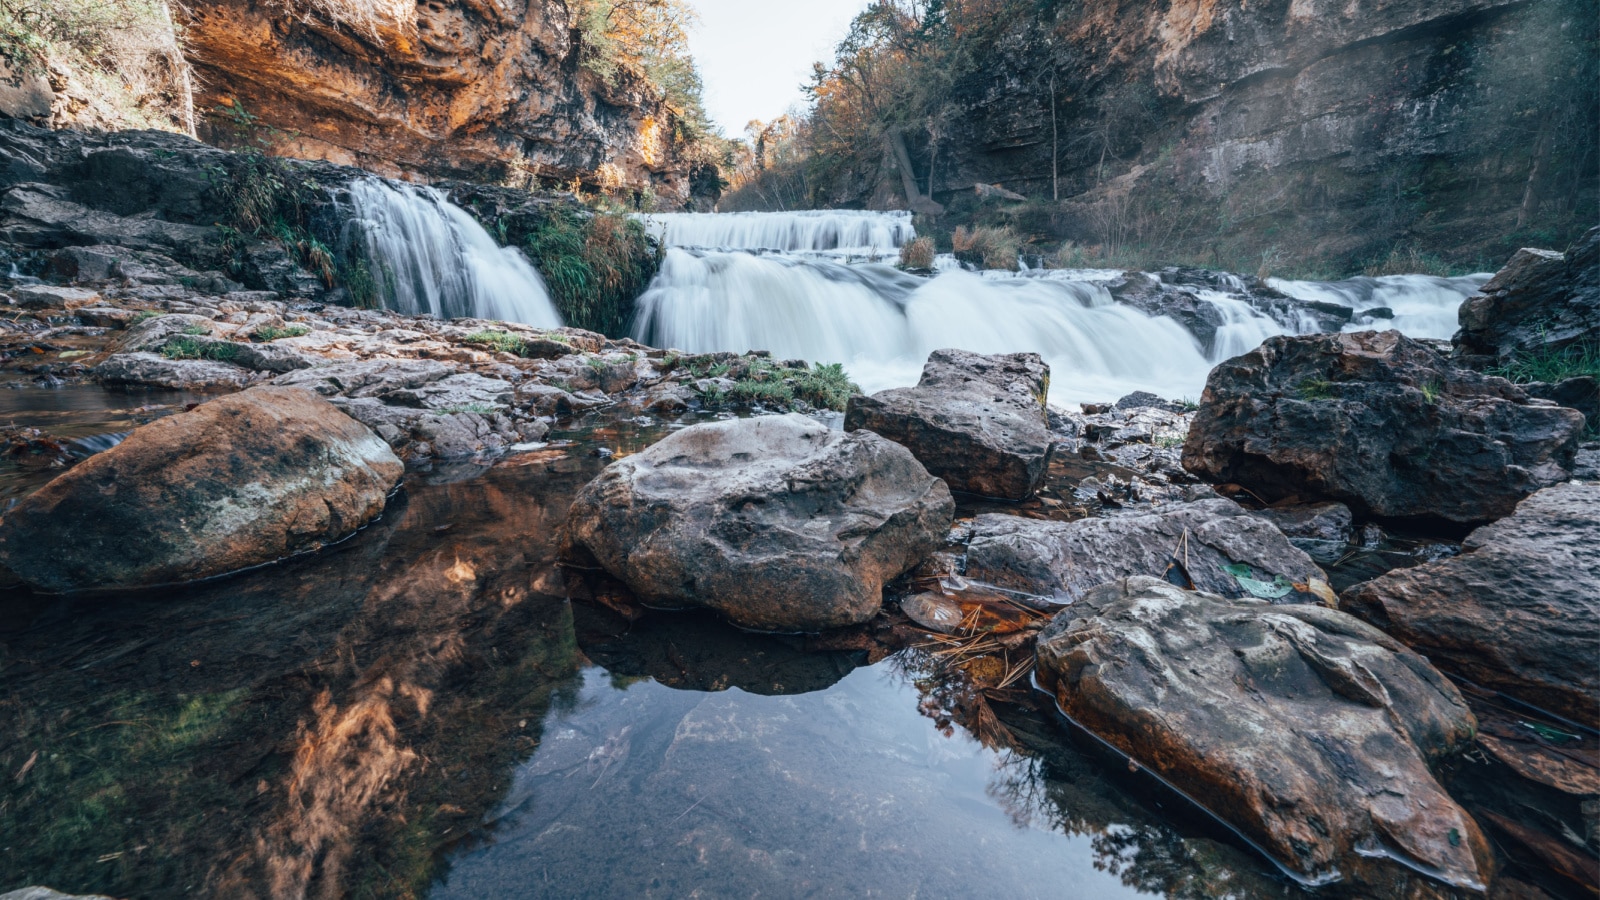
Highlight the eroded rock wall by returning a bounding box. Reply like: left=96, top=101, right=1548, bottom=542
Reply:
left=177, top=0, right=689, bottom=199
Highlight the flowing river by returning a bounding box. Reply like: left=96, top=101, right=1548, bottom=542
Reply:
left=631, top=211, right=1488, bottom=405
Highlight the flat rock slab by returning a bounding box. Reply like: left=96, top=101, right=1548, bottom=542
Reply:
left=0, top=386, right=402, bottom=592
left=564, top=413, right=953, bottom=632
left=1342, top=483, right=1600, bottom=729
left=964, top=499, right=1326, bottom=603
left=1036, top=576, right=1489, bottom=892
left=1183, top=330, right=1584, bottom=523
left=94, top=351, right=251, bottom=390
left=845, top=349, right=1055, bottom=499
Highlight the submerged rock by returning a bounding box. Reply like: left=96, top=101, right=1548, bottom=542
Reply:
left=1035, top=576, right=1489, bottom=892
left=0, top=386, right=402, bottom=592
left=963, top=499, right=1326, bottom=603
left=844, top=349, right=1054, bottom=499
left=1183, top=330, right=1584, bottom=523
left=564, top=414, right=953, bottom=631
left=1342, top=483, right=1600, bottom=729
left=1251, top=501, right=1354, bottom=565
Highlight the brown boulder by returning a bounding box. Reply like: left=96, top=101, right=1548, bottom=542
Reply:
left=1182, top=330, right=1583, bottom=523
left=564, top=414, right=953, bottom=631
left=0, top=386, right=402, bottom=592
left=1036, top=576, right=1490, bottom=892
left=845, top=349, right=1055, bottom=499
left=1342, top=483, right=1600, bottom=729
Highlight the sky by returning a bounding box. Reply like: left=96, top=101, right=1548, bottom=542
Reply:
left=687, top=0, right=874, bottom=138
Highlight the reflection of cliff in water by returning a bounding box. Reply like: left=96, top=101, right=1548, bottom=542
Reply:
left=1, top=454, right=604, bottom=898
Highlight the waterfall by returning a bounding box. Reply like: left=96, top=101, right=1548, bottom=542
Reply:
left=340, top=178, right=562, bottom=327
left=1197, top=290, right=1296, bottom=361
left=1268, top=274, right=1491, bottom=340
left=633, top=249, right=1219, bottom=405
left=636, top=210, right=915, bottom=254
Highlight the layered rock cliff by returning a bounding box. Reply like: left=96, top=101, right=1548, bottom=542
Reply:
left=176, top=0, right=690, bottom=199
left=756, top=0, right=1597, bottom=273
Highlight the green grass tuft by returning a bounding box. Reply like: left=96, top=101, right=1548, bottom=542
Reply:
left=251, top=324, right=310, bottom=342
left=462, top=330, right=528, bottom=356
left=1296, top=378, right=1336, bottom=401
left=1486, top=341, right=1600, bottom=385
left=160, top=337, right=238, bottom=361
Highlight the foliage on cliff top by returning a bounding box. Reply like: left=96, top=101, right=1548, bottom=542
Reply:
left=0, top=0, right=192, bottom=131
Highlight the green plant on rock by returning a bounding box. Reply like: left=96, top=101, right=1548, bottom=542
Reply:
left=791, top=362, right=861, bottom=412
left=252, top=324, right=310, bottom=342
left=160, top=337, right=238, bottom=361
left=463, top=330, right=529, bottom=356
left=181, top=323, right=210, bottom=336
left=1486, top=340, right=1600, bottom=385
left=524, top=210, right=658, bottom=337
left=1296, top=378, right=1336, bottom=401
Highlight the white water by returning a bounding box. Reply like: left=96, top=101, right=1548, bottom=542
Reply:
left=340, top=178, right=562, bottom=326
left=634, top=248, right=1221, bottom=405
left=638, top=209, right=915, bottom=255
left=1269, top=274, right=1491, bottom=340
left=630, top=210, right=1489, bottom=404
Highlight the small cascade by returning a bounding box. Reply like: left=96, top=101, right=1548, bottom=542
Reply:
left=68, top=432, right=129, bottom=459
left=1269, top=273, right=1491, bottom=340
left=634, top=249, right=1216, bottom=404
left=637, top=210, right=915, bottom=254
left=1196, top=290, right=1295, bottom=361
left=340, top=178, right=562, bottom=326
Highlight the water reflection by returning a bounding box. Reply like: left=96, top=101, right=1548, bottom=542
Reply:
left=435, top=663, right=1156, bottom=899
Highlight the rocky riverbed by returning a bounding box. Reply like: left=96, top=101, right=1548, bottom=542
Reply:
left=1, top=192, right=1597, bottom=898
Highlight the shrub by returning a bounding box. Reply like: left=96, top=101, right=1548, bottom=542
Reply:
left=790, top=362, right=860, bottom=412
left=524, top=211, right=657, bottom=337
left=898, top=236, right=936, bottom=270
left=951, top=226, right=1020, bottom=271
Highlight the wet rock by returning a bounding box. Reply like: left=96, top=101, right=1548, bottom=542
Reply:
left=0, top=386, right=402, bottom=592
left=1456, top=226, right=1600, bottom=364
left=1252, top=501, right=1354, bottom=565
left=1114, top=390, right=1188, bottom=414
left=74, top=307, right=142, bottom=329
left=1035, top=576, right=1489, bottom=892
left=270, top=358, right=457, bottom=398
left=1, top=890, right=116, bottom=900
left=378, top=372, right=516, bottom=410
left=630, top=382, right=694, bottom=415
left=1575, top=445, right=1600, bottom=482
left=94, top=351, right=250, bottom=390
left=1342, top=483, right=1600, bottom=729
left=1526, top=375, right=1598, bottom=432
left=1183, top=330, right=1584, bottom=524
left=845, top=349, right=1054, bottom=499
left=335, top=398, right=547, bottom=460
left=106, top=312, right=217, bottom=352
left=964, top=499, right=1326, bottom=603
left=516, top=383, right=606, bottom=418
left=564, top=414, right=954, bottom=632
left=12, top=284, right=100, bottom=309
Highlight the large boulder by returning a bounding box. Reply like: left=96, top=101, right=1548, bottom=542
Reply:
left=564, top=413, right=953, bottom=632
left=1342, top=483, right=1600, bottom=729
left=1035, top=576, right=1489, bottom=892
left=1455, top=226, right=1599, bottom=364
left=0, top=386, right=403, bottom=592
left=964, top=499, right=1327, bottom=603
left=1183, top=330, right=1584, bottom=523
left=844, top=349, right=1055, bottom=499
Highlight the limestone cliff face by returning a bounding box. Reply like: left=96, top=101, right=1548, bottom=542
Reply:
left=178, top=0, right=688, bottom=199
left=886, top=0, right=1596, bottom=269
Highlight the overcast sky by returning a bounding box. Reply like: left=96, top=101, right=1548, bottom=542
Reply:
left=688, top=0, right=874, bottom=137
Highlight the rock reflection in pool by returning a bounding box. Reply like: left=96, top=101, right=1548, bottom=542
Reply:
left=433, top=660, right=1154, bottom=899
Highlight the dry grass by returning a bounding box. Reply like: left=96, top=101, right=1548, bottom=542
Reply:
left=952, top=225, right=1021, bottom=271
left=899, top=235, right=936, bottom=270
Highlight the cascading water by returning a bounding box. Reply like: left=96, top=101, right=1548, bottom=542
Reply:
left=633, top=239, right=1222, bottom=405
left=631, top=210, right=1486, bottom=404
left=340, top=178, right=562, bottom=327
left=636, top=210, right=914, bottom=255
left=1268, top=274, right=1491, bottom=340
